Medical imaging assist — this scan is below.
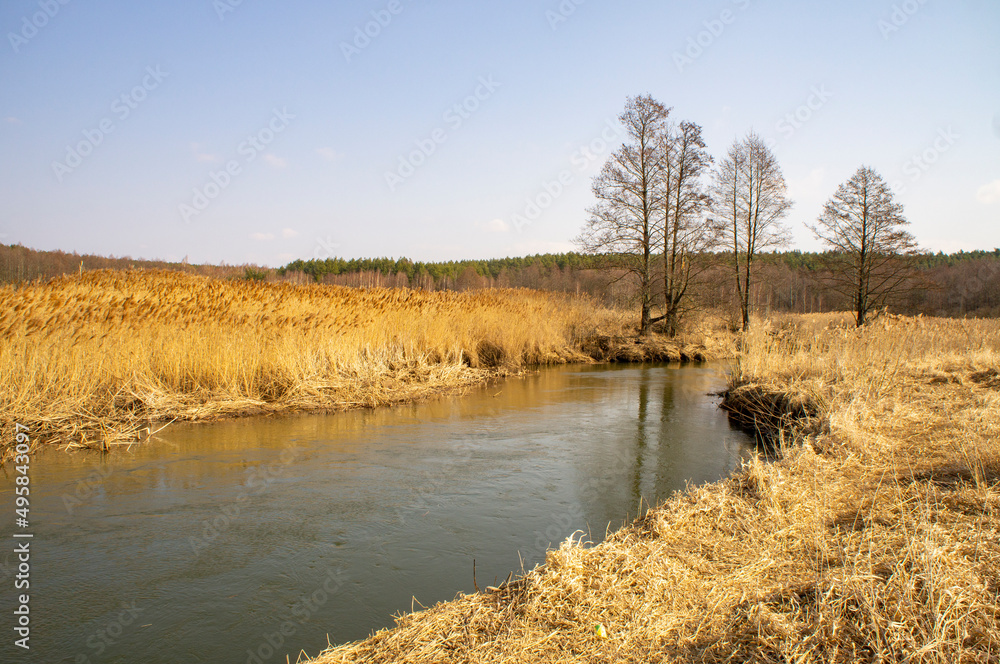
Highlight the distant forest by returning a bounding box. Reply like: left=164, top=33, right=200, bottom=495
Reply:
left=3, top=243, right=999, bottom=319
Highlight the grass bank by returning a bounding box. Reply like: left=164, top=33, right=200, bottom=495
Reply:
left=0, top=269, right=728, bottom=456
left=307, top=313, right=999, bottom=663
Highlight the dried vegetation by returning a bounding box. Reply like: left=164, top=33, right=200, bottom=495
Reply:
left=0, top=269, right=632, bottom=454
left=308, top=313, right=1000, bottom=664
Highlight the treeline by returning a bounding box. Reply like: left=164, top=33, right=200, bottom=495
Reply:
left=699, top=251, right=1000, bottom=320
left=4, top=243, right=999, bottom=319
left=0, top=244, right=256, bottom=285
left=278, top=254, right=606, bottom=290
left=277, top=249, right=1000, bottom=319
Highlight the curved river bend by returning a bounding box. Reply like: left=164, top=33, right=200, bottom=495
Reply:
left=2, top=363, right=754, bottom=664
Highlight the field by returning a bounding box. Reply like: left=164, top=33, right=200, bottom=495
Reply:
left=307, top=314, right=1000, bottom=663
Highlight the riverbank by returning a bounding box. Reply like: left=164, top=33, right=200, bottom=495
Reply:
left=0, top=270, right=731, bottom=457
left=307, top=313, right=999, bottom=663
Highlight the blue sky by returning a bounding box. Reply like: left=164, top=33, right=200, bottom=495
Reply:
left=1, top=0, right=997, bottom=266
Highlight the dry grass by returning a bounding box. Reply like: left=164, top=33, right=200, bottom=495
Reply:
left=307, top=314, right=1000, bottom=664
left=0, top=269, right=630, bottom=454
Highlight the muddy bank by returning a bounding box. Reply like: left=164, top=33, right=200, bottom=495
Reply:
left=720, top=382, right=825, bottom=447
left=579, top=334, right=715, bottom=363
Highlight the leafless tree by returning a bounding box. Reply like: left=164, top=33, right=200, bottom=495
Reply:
left=712, top=132, right=792, bottom=330
left=651, top=120, right=716, bottom=336
left=577, top=95, right=669, bottom=335
left=809, top=165, right=919, bottom=326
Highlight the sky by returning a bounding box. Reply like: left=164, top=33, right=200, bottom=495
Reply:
left=0, top=0, right=998, bottom=267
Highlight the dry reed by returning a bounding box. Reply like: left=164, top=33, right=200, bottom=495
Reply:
left=0, top=269, right=629, bottom=454
left=306, top=313, right=1000, bottom=664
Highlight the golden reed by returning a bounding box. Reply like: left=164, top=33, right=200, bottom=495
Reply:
left=0, top=269, right=623, bottom=452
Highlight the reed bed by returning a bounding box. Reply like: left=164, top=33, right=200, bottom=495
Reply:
left=307, top=314, right=1000, bottom=664
left=0, top=269, right=629, bottom=454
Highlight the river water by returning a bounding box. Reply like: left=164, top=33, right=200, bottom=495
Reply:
left=1, top=363, right=754, bottom=664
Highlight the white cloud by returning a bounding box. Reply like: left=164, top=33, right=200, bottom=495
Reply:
left=475, top=218, right=510, bottom=233
left=4, top=117, right=21, bottom=124
left=277, top=252, right=294, bottom=262
left=316, top=147, right=339, bottom=161
left=264, top=154, right=288, bottom=168
left=976, top=179, right=1000, bottom=204
left=250, top=232, right=275, bottom=241
left=787, top=168, right=827, bottom=199
left=190, top=142, right=220, bottom=163
left=281, top=228, right=298, bottom=239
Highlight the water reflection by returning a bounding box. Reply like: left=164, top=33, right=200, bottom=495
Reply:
left=0, top=363, right=753, bottom=664
left=631, top=366, right=651, bottom=510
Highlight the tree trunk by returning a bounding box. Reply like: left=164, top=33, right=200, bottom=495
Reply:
left=665, top=306, right=678, bottom=337
left=741, top=256, right=752, bottom=331
left=640, top=298, right=652, bottom=336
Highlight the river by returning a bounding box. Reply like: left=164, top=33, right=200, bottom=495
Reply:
left=1, top=363, right=754, bottom=664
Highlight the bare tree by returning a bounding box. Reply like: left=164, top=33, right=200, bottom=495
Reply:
left=809, top=165, right=919, bottom=326
left=712, top=132, right=792, bottom=330
left=651, top=120, right=716, bottom=336
left=577, top=95, right=669, bottom=335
